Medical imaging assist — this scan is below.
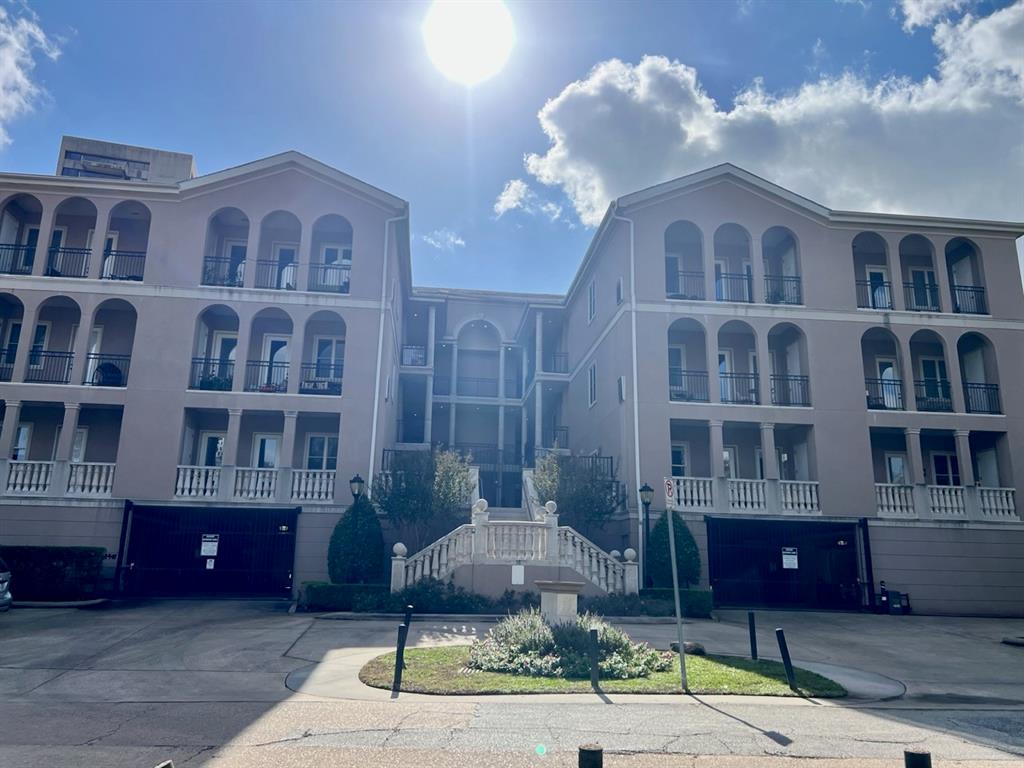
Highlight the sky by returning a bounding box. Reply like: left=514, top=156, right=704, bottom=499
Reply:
left=1, top=0, right=1021, bottom=293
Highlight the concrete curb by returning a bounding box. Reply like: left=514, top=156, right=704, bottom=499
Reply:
left=314, top=611, right=701, bottom=624
left=13, top=598, right=109, bottom=609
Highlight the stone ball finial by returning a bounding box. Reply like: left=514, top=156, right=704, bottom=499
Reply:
left=623, top=548, right=637, bottom=562
left=610, top=550, right=622, bottom=560
left=392, top=542, right=407, bottom=557
left=544, top=500, right=557, bottom=515
left=474, top=498, right=489, bottom=513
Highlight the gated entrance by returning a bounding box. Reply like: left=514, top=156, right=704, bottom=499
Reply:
left=706, top=516, right=861, bottom=609
left=123, top=503, right=298, bottom=597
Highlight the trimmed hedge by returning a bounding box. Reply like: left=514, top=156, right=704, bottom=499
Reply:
left=639, top=588, right=714, bottom=618
left=301, top=578, right=539, bottom=614
left=301, top=582, right=390, bottom=612
left=580, top=590, right=713, bottom=619
left=0, top=546, right=106, bottom=600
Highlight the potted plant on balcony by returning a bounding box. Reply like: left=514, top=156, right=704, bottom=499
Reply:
left=200, top=373, right=233, bottom=391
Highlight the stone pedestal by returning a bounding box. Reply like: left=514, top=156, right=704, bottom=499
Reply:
left=535, top=580, right=584, bottom=625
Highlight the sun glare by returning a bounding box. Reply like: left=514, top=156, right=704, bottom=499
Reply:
left=422, top=0, right=515, bottom=86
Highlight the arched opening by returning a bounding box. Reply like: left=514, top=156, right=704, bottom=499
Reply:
left=85, top=299, right=137, bottom=386
left=762, top=226, right=802, bottom=304
left=49, top=197, right=98, bottom=278
left=664, top=221, right=704, bottom=300
left=456, top=320, right=501, bottom=397
left=0, top=293, right=25, bottom=380
left=852, top=232, right=891, bottom=309
left=103, top=201, right=151, bottom=281
left=27, top=296, right=80, bottom=384
left=714, top=224, right=753, bottom=302
left=861, top=328, right=904, bottom=410
left=909, top=329, right=952, bottom=412
left=0, top=193, right=42, bottom=275
left=717, top=320, right=758, bottom=403
left=957, top=332, right=1000, bottom=414
left=667, top=318, right=708, bottom=402
left=190, top=305, right=240, bottom=390
left=899, top=235, right=939, bottom=312
left=256, top=211, right=301, bottom=290
left=245, top=308, right=293, bottom=392
left=768, top=323, right=810, bottom=406
left=300, top=310, right=346, bottom=395
left=308, top=214, right=353, bottom=293
left=945, top=237, right=987, bottom=314
left=203, top=207, right=250, bottom=287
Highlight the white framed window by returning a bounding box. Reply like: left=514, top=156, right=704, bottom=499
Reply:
left=670, top=441, right=688, bottom=477
left=28, top=322, right=50, bottom=366
left=272, top=242, right=298, bottom=290
left=252, top=433, right=282, bottom=469
left=12, top=423, right=31, bottom=460
left=754, top=446, right=764, bottom=480
left=723, top=445, right=739, bottom=479
left=930, top=451, right=961, bottom=486
left=198, top=431, right=225, bottom=467
left=587, top=280, right=596, bottom=323
left=615, top=277, right=624, bottom=305
left=587, top=364, right=597, bottom=407
left=321, top=243, right=352, bottom=266
left=305, top=434, right=339, bottom=471
left=885, top=452, right=908, bottom=485
left=617, top=375, right=626, bottom=403
left=53, top=426, right=89, bottom=462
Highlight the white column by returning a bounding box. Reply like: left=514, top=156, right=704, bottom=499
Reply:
left=535, top=311, right=544, bottom=372
left=243, top=218, right=260, bottom=288
left=31, top=203, right=57, bottom=277
left=50, top=403, right=81, bottom=498
left=426, top=306, right=437, bottom=367
left=11, top=299, right=41, bottom=383
left=333, top=414, right=347, bottom=503
left=755, top=328, right=771, bottom=406
left=286, top=313, right=304, bottom=394
left=295, top=218, right=311, bottom=292
left=750, top=231, right=765, bottom=304
left=498, top=344, right=506, bottom=399
left=223, top=408, right=243, bottom=467
left=760, top=423, right=779, bottom=479
left=905, top=428, right=924, bottom=484
left=534, top=387, right=543, bottom=451
left=424, top=374, right=434, bottom=444
left=278, top=410, right=298, bottom=503
left=708, top=320, right=721, bottom=403
left=0, top=400, right=22, bottom=458
left=69, top=296, right=98, bottom=386
left=86, top=202, right=116, bottom=280
left=450, top=341, right=458, bottom=397
left=947, top=334, right=966, bottom=413
left=711, top=419, right=727, bottom=514
left=954, top=430, right=975, bottom=486
left=232, top=310, right=252, bottom=392
left=448, top=402, right=456, bottom=448
left=899, top=333, right=916, bottom=412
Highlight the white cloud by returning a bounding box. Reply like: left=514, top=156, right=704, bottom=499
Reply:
left=493, top=177, right=564, bottom=222
left=421, top=228, right=466, bottom=251
left=0, top=6, right=60, bottom=146
left=522, top=1, right=1024, bottom=227
left=897, top=0, right=971, bottom=31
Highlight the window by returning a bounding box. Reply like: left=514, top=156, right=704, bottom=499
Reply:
left=28, top=323, right=49, bottom=366
left=587, top=280, right=596, bottom=322
left=306, top=435, right=338, bottom=471
left=53, top=425, right=88, bottom=462
left=723, top=446, right=739, bottom=479
left=253, top=434, right=281, bottom=469
left=199, top=432, right=225, bottom=467
left=885, top=453, right=908, bottom=485
left=671, top=442, right=688, bottom=477
left=314, top=337, right=345, bottom=378
left=588, top=364, right=597, bottom=407
left=272, top=244, right=298, bottom=290
left=931, top=452, right=961, bottom=486
left=615, top=277, right=624, bottom=305
left=12, top=423, right=30, bottom=460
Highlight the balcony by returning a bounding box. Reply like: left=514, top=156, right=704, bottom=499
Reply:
left=780, top=480, right=820, bottom=513
left=666, top=271, right=705, bottom=300
left=771, top=375, right=810, bottom=406
left=668, top=369, right=709, bottom=402
left=665, top=476, right=821, bottom=515
left=964, top=383, right=1000, bottom=414
left=543, top=426, right=569, bottom=449
left=291, top=469, right=336, bottom=501
left=245, top=361, right=289, bottom=393
left=875, top=483, right=915, bottom=518
left=764, top=275, right=802, bottom=305
left=865, top=378, right=904, bottom=410
left=728, top=478, right=766, bottom=511
left=175, top=466, right=220, bottom=497
left=66, top=462, right=115, bottom=496
left=401, top=345, right=427, bottom=366
left=876, top=483, right=1018, bottom=522
left=0, top=349, right=14, bottom=382
left=254, top=260, right=296, bottom=290
left=543, top=353, right=569, bottom=374
left=189, top=359, right=235, bottom=390
left=929, top=485, right=966, bottom=519
left=83, top=353, right=130, bottom=387
left=234, top=468, right=278, bottom=500
left=299, top=362, right=343, bottom=395
left=101, top=250, right=146, bottom=282
left=0, top=244, right=35, bottom=275
left=5, top=461, right=53, bottom=494
left=914, top=379, right=953, bottom=412
left=715, top=273, right=753, bottom=303
left=308, top=263, right=350, bottom=294
left=46, top=247, right=90, bottom=278
left=856, top=280, right=893, bottom=309
left=456, top=377, right=498, bottom=397
left=903, top=282, right=940, bottom=312
left=979, top=487, right=1017, bottom=521
left=25, top=351, right=73, bottom=384
left=201, top=257, right=245, bottom=287
left=719, top=373, right=759, bottom=404
left=951, top=285, right=987, bottom=315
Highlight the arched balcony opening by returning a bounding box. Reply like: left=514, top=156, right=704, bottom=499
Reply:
left=714, top=224, right=753, bottom=303
left=909, top=329, right=952, bottom=412
left=245, top=308, right=293, bottom=392
left=102, top=201, right=151, bottom=282
left=958, top=332, right=1000, bottom=414
left=454, top=320, right=502, bottom=397
left=945, top=237, right=987, bottom=314
left=768, top=323, right=810, bottom=406
left=717, top=320, right=758, bottom=403
left=84, top=299, right=136, bottom=387
left=308, top=214, right=353, bottom=294
left=26, top=296, right=80, bottom=383
left=667, top=318, right=708, bottom=402
left=762, top=226, right=802, bottom=305
left=49, top=197, right=98, bottom=278
left=256, top=211, right=301, bottom=290
left=899, top=234, right=940, bottom=312
left=202, top=207, right=249, bottom=287
left=862, top=328, right=904, bottom=410
left=664, top=220, right=704, bottom=300
left=852, top=232, right=892, bottom=309
left=300, top=310, right=346, bottom=395
left=0, top=293, right=25, bottom=380
left=190, top=305, right=240, bottom=390
left=0, top=193, right=42, bottom=275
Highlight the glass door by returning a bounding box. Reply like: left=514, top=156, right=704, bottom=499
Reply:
left=931, top=452, right=961, bottom=486
left=253, top=434, right=281, bottom=469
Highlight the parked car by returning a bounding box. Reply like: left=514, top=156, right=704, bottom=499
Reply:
left=0, top=558, right=11, bottom=611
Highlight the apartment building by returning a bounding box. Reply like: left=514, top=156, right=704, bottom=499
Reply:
left=0, top=138, right=1021, bottom=614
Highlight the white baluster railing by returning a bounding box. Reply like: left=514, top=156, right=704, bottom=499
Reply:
left=875, top=483, right=916, bottom=518
left=928, top=485, right=966, bottom=518
left=485, top=522, right=547, bottom=561
left=234, top=468, right=278, bottom=500
left=404, top=524, right=475, bottom=585
left=67, top=462, right=115, bottom=496
left=291, top=469, right=335, bottom=502
left=557, top=527, right=626, bottom=593
left=780, top=481, right=820, bottom=514
left=728, top=479, right=767, bottom=511
left=978, top=487, right=1017, bottom=521
left=175, top=466, right=221, bottom=497
left=666, top=476, right=714, bottom=511
left=5, top=460, right=53, bottom=494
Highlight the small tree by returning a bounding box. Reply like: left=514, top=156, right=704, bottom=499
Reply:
left=328, top=494, right=385, bottom=584
left=533, top=453, right=620, bottom=538
left=647, top=511, right=701, bottom=588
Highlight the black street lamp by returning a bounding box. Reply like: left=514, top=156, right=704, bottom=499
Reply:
left=349, top=474, right=365, bottom=500
left=639, top=483, right=654, bottom=587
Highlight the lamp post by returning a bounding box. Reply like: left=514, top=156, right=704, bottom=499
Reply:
left=349, top=474, right=365, bottom=500
left=639, top=483, right=654, bottom=588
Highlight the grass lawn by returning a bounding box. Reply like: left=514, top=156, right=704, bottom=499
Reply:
left=359, top=646, right=846, bottom=697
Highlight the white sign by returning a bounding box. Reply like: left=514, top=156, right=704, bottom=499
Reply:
left=782, top=547, right=798, bottom=570
left=206, top=559, right=215, bottom=570
left=200, top=534, right=219, bottom=557
left=664, top=477, right=675, bottom=502
left=511, top=564, right=525, bottom=586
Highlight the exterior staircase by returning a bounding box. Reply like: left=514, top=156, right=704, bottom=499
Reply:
left=485, top=506, right=531, bottom=522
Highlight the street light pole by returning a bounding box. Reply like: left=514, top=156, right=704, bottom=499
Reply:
left=639, top=483, right=654, bottom=589
left=666, top=507, right=689, bottom=692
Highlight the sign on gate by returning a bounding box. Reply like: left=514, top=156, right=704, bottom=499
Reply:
left=781, top=546, right=798, bottom=569
left=200, top=533, right=219, bottom=557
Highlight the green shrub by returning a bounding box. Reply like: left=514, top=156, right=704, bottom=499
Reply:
left=647, top=511, right=701, bottom=588
left=301, top=582, right=389, bottom=611
left=582, top=589, right=713, bottom=619
left=327, top=495, right=385, bottom=585
left=0, top=546, right=106, bottom=600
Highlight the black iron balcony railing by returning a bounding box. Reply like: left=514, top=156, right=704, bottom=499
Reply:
left=0, top=244, right=35, bottom=275
left=720, top=372, right=759, bottom=404
left=245, top=360, right=289, bottom=392
left=457, top=377, right=499, bottom=397
left=504, top=378, right=522, bottom=398
left=856, top=280, right=893, bottom=309
left=189, top=358, right=235, bottom=390
left=543, top=353, right=569, bottom=373
left=83, top=353, right=130, bottom=387
left=46, top=247, right=90, bottom=278
left=201, top=257, right=245, bottom=287
left=543, top=426, right=569, bottom=449
left=299, top=362, right=343, bottom=395
left=401, top=345, right=428, bottom=366
left=764, top=275, right=802, bottom=305
left=308, top=263, right=351, bottom=294
left=100, top=250, right=146, bottom=282
left=865, top=377, right=904, bottom=410
left=903, top=281, right=940, bottom=312
left=668, top=368, right=709, bottom=402
left=433, top=376, right=451, bottom=395
left=715, top=273, right=753, bottom=303
left=771, top=374, right=811, bottom=406
left=666, top=271, right=705, bottom=300
left=254, top=260, right=297, bottom=290
left=951, top=284, right=987, bottom=314
left=964, top=382, right=1001, bottom=414
left=25, top=350, right=73, bottom=383
left=915, top=379, right=953, bottom=412
left=0, top=348, right=15, bottom=381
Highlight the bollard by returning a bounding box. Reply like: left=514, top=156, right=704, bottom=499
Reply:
left=392, top=623, right=410, bottom=693
left=904, top=750, right=932, bottom=768
left=748, top=611, right=758, bottom=661
left=578, top=743, right=603, bottom=767
left=588, top=628, right=600, bottom=689
left=775, top=627, right=798, bottom=692
left=404, top=603, right=414, bottom=627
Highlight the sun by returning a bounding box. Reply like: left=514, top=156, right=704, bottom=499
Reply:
left=422, top=0, right=515, bottom=86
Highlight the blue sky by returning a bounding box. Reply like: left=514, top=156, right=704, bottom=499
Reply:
left=3, top=0, right=1022, bottom=292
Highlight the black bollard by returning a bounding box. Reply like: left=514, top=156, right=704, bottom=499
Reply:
left=392, top=623, right=409, bottom=693
left=775, top=627, right=798, bottom=692
left=748, top=611, right=758, bottom=661
left=404, top=604, right=414, bottom=626
left=578, top=743, right=603, bottom=767
left=588, top=628, right=600, bottom=689
left=904, top=750, right=932, bottom=768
